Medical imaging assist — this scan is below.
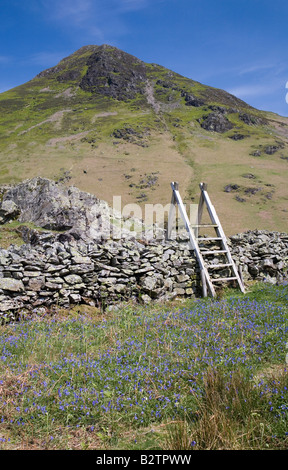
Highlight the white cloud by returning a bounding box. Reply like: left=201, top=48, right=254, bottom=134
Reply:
left=35, top=0, right=155, bottom=46
left=0, top=55, right=11, bottom=64
left=41, top=0, right=150, bottom=24
left=237, top=63, right=274, bottom=76
left=228, top=84, right=277, bottom=99
left=20, top=0, right=158, bottom=52
left=26, top=52, right=65, bottom=67
left=41, top=0, right=154, bottom=29
left=41, top=0, right=93, bottom=25
left=237, top=62, right=287, bottom=78
left=117, top=0, right=149, bottom=11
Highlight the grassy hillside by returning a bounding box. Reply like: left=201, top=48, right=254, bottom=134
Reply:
left=1, top=45, right=288, bottom=235
left=1, top=282, right=288, bottom=450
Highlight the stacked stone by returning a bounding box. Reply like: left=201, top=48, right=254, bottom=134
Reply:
left=0, top=231, right=199, bottom=316
left=229, top=230, right=288, bottom=284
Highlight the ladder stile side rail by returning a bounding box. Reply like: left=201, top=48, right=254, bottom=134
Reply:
left=170, top=182, right=195, bottom=248
left=167, top=182, right=177, bottom=240
left=196, top=182, right=206, bottom=238
left=200, top=269, right=208, bottom=298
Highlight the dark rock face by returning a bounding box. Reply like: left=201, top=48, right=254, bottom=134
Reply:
left=251, top=150, right=262, bottom=157
left=242, top=173, right=256, bottom=179
left=235, top=195, right=246, bottom=203
left=37, top=45, right=148, bottom=101
left=239, top=113, right=267, bottom=126
left=201, top=112, right=233, bottom=133
left=56, top=69, right=82, bottom=83
left=36, top=45, right=99, bottom=80
left=181, top=91, right=205, bottom=107
left=229, top=133, right=249, bottom=141
left=208, top=105, right=227, bottom=114
left=79, top=46, right=147, bottom=100
left=224, top=184, right=240, bottom=193
left=112, top=125, right=150, bottom=146
left=244, top=187, right=262, bottom=196
left=251, top=142, right=285, bottom=156
left=264, top=145, right=281, bottom=155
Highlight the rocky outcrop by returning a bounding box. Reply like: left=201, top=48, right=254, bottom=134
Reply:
left=2, top=177, right=110, bottom=234
left=37, top=45, right=148, bottom=102
left=0, top=177, right=147, bottom=241
left=264, top=143, right=284, bottom=155
left=112, top=125, right=150, bottom=146
left=229, top=133, right=249, bottom=141
left=79, top=45, right=147, bottom=100
left=238, top=113, right=267, bottom=126
left=181, top=91, right=205, bottom=107
left=200, top=112, right=234, bottom=133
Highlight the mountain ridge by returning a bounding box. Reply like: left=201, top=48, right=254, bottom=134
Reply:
left=0, top=44, right=288, bottom=235
left=35, top=44, right=254, bottom=110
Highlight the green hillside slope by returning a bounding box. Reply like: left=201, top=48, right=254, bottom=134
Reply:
left=1, top=44, right=288, bottom=235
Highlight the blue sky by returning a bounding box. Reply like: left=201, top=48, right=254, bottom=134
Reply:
left=1, top=0, right=288, bottom=116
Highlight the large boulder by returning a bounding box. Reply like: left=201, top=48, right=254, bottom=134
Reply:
left=0, top=177, right=152, bottom=241
left=1, top=177, right=110, bottom=237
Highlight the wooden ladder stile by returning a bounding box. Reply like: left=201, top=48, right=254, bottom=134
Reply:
left=167, top=181, right=245, bottom=298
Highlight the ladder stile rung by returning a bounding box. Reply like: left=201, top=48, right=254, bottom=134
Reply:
left=191, top=224, right=218, bottom=228
left=197, top=237, right=222, bottom=241
left=211, top=277, right=238, bottom=283
left=207, top=263, right=233, bottom=269
left=200, top=250, right=228, bottom=255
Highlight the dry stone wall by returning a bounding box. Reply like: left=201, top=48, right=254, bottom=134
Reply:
left=0, top=230, right=199, bottom=317
left=228, top=230, right=288, bottom=283
left=0, top=178, right=288, bottom=321
left=0, top=227, right=288, bottom=321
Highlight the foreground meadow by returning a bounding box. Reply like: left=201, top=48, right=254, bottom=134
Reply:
left=1, top=282, right=288, bottom=450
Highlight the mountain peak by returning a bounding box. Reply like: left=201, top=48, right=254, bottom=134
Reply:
left=37, top=44, right=147, bottom=100
left=81, top=46, right=147, bottom=100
